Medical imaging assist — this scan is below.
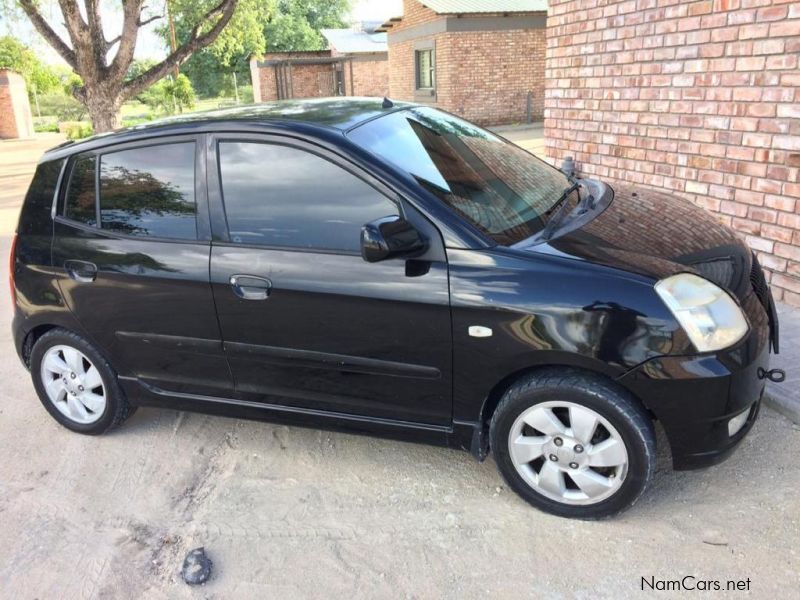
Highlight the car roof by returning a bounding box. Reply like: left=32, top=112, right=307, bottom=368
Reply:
left=42, top=97, right=415, bottom=160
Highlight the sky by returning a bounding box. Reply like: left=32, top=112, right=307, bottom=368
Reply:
left=1, top=0, right=404, bottom=65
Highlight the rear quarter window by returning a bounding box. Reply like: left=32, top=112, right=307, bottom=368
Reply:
left=18, top=159, right=64, bottom=235
left=64, top=154, right=97, bottom=226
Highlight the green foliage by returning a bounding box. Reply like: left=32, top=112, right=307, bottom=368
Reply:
left=178, top=52, right=250, bottom=98
left=62, top=121, right=94, bottom=140
left=61, top=71, right=84, bottom=96
left=33, top=118, right=59, bottom=133
left=139, top=74, right=197, bottom=115
left=167, top=0, right=271, bottom=67
left=264, top=0, right=351, bottom=52
left=36, top=93, right=87, bottom=121
left=162, top=0, right=271, bottom=98
left=0, top=35, right=60, bottom=94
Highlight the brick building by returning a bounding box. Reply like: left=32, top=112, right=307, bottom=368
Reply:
left=544, top=0, right=800, bottom=306
left=249, top=24, right=389, bottom=102
left=0, top=69, right=34, bottom=139
left=378, top=0, right=548, bottom=126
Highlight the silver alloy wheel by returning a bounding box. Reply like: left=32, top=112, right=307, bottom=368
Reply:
left=39, top=344, right=106, bottom=425
left=507, top=401, right=628, bottom=505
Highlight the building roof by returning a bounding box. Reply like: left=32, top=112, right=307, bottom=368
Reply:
left=414, top=0, right=547, bottom=14
left=321, top=28, right=388, bottom=54
left=377, top=1, right=547, bottom=32
left=43, top=98, right=415, bottom=158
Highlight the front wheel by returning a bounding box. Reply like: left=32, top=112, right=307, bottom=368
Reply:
left=490, top=369, right=656, bottom=519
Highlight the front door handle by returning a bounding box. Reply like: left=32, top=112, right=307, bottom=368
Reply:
left=230, top=274, right=272, bottom=300
left=64, top=260, right=97, bottom=283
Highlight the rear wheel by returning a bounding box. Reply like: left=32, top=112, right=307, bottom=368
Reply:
left=30, top=328, right=135, bottom=434
left=490, top=369, right=655, bottom=519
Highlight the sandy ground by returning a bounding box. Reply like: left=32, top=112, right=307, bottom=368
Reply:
left=1, top=134, right=799, bottom=598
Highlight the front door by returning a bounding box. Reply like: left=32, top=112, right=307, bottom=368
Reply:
left=52, top=136, right=232, bottom=397
left=207, top=135, right=452, bottom=425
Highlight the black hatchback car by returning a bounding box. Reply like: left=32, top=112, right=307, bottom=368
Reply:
left=12, top=98, right=780, bottom=518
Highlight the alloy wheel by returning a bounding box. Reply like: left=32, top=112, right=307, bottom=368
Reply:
left=507, top=401, right=629, bottom=505
left=39, top=344, right=106, bottom=425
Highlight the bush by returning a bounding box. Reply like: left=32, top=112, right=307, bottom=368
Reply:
left=33, top=118, right=59, bottom=133
left=237, top=85, right=254, bottom=104
left=37, top=94, right=87, bottom=121
left=60, top=121, right=93, bottom=140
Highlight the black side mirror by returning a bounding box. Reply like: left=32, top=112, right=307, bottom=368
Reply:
left=361, top=215, right=426, bottom=263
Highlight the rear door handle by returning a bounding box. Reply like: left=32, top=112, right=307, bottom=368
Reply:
left=229, top=274, right=272, bottom=300
left=64, top=260, right=97, bottom=283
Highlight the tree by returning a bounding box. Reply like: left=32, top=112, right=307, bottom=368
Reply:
left=16, top=0, right=243, bottom=132
left=0, top=35, right=60, bottom=95
left=164, top=0, right=269, bottom=98
left=264, top=0, right=351, bottom=52
left=139, top=73, right=196, bottom=115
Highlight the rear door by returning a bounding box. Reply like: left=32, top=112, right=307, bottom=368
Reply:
left=52, top=136, right=232, bottom=396
left=207, top=134, right=453, bottom=425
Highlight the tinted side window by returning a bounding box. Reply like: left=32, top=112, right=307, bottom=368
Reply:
left=19, top=159, right=65, bottom=236
left=218, top=142, right=398, bottom=251
left=99, top=142, right=196, bottom=239
left=64, top=154, right=97, bottom=226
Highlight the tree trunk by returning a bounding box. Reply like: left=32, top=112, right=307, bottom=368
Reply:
left=83, top=88, right=122, bottom=133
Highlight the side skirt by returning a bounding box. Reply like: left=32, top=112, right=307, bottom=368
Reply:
left=119, top=377, right=479, bottom=456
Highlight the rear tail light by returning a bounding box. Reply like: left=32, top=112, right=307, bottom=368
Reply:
left=9, top=233, right=17, bottom=307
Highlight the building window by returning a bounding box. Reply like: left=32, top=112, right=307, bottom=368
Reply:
left=415, top=48, right=435, bottom=91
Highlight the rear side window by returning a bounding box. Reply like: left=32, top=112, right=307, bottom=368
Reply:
left=64, top=154, right=97, bottom=226
left=18, top=159, right=65, bottom=235
left=217, top=142, right=398, bottom=251
left=99, top=142, right=196, bottom=239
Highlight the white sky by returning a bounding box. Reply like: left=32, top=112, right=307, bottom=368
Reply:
left=1, top=0, right=404, bottom=65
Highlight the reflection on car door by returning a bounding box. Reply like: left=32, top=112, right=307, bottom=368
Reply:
left=207, top=135, right=453, bottom=425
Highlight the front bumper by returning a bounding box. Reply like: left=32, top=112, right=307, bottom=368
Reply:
left=618, top=317, right=770, bottom=470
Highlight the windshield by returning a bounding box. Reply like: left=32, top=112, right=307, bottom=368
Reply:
left=348, top=107, right=571, bottom=245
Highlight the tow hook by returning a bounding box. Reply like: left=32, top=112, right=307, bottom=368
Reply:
left=758, top=367, right=786, bottom=383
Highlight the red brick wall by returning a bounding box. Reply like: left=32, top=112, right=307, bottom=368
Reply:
left=386, top=1, right=547, bottom=126
left=0, top=69, right=34, bottom=139
left=253, top=52, right=335, bottom=102
left=438, top=29, right=547, bottom=125
left=345, top=56, right=390, bottom=97
left=251, top=52, right=389, bottom=100
left=545, top=0, right=800, bottom=306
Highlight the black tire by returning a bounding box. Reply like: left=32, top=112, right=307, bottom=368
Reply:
left=490, top=368, right=655, bottom=519
left=30, top=328, right=136, bottom=435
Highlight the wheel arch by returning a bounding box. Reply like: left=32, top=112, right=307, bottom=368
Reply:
left=473, top=361, right=659, bottom=460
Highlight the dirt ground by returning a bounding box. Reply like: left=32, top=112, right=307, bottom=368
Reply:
left=1, top=135, right=798, bottom=598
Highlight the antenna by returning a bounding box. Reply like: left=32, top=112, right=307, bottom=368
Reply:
left=382, top=97, right=394, bottom=109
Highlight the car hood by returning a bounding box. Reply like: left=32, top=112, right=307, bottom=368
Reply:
left=531, top=183, right=753, bottom=300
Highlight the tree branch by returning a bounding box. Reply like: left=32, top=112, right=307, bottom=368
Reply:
left=106, top=0, right=146, bottom=83
left=122, top=0, right=238, bottom=100
left=137, top=14, right=162, bottom=27
left=18, top=0, right=77, bottom=69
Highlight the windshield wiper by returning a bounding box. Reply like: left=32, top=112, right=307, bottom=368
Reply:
left=540, top=181, right=581, bottom=240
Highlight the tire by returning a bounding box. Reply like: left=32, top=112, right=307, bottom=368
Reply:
left=30, top=328, right=135, bottom=435
left=490, top=368, right=655, bottom=519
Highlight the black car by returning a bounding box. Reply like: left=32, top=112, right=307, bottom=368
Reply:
left=11, top=98, right=780, bottom=518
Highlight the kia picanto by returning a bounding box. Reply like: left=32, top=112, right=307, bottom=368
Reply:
left=11, top=98, right=781, bottom=518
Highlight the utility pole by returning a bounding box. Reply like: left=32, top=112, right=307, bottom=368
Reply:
left=167, top=1, right=179, bottom=80
left=167, top=0, right=179, bottom=113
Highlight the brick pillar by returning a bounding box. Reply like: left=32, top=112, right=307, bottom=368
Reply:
left=249, top=57, right=263, bottom=103
left=0, top=69, right=34, bottom=139
left=544, top=0, right=800, bottom=306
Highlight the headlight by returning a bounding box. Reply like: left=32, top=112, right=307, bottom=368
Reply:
left=655, top=273, right=748, bottom=352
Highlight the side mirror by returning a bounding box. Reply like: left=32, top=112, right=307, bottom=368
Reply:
left=361, top=215, right=426, bottom=263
